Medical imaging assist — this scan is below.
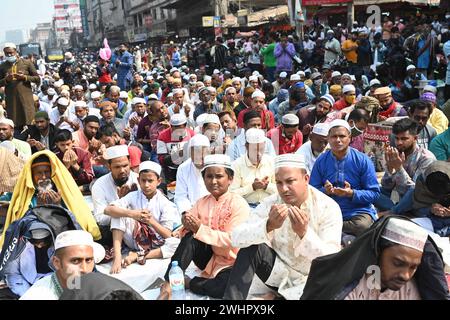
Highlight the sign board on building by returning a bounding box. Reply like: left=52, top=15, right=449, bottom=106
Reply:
left=202, top=16, right=214, bottom=27
left=134, top=33, right=147, bottom=42
left=213, top=16, right=221, bottom=27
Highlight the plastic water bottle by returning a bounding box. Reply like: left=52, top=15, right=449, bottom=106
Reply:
left=169, top=261, right=185, bottom=300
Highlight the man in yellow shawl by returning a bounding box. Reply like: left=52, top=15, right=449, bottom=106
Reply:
left=0, top=150, right=100, bottom=246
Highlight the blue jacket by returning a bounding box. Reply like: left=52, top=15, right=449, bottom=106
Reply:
left=310, top=148, right=380, bottom=220
left=114, top=51, right=134, bottom=91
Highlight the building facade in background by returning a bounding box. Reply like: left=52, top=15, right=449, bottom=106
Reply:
left=54, top=0, right=83, bottom=47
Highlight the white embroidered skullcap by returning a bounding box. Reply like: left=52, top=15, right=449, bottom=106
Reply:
left=251, top=89, right=265, bottom=100
left=189, top=134, right=210, bottom=148
left=290, top=74, right=301, bottom=81
left=202, top=154, right=233, bottom=172
left=406, top=64, right=416, bottom=71
left=89, top=83, right=98, bottom=90
left=282, top=114, right=299, bottom=126
left=139, top=160, right=162, bottom=176
left=274, top=154, right=307, bottom=170
left=119, top=91, right=128, bottom=99
left=54, top=230, right=105, bottom=264
left=369, top=79, right=381, bottom=87
left=203, top=114, right=220, bottom=125
left=207, top=86, right=216, bottom=93
left=312, top=123, right=330, bottom=137
left=329, top=119, right=351, bottom=133
left=332, top=71, right=342, bottom=78
left=320, top=94, right=335, bottom=106
left=148, top=94, right=158, bottom=101
left=342, top=84, right=356, bottom=94
left=172, top=88, right=184, bottom=95
left=249, top=75, right=258, bottom=82
left=167, top=92, right=174, bottom=98
left=131, top=97, right=146, bottom=105
left=246, top=128, right=266, bottom=144
left=104, top=145, right=129, bottom=160
left=54, top=80, right=64, bottom=88
left=224, top=86, right=236, bottom=95
left=213, top=69, right=220, bottom=74
left=279, top=71, right=287, bottom=78
left=3, top=43, right=16, bottom=50
left=91, top=91, right=101, bottom=99
left=74, top=85, right=83, bottom=90
left=146, top=75, right=154, bottom=81
left=297, top=70, right=306, bottom=77
left=252, top=71, right=260, bottom=77
left=74, top=100, right=87, bottom=108
left=203, top=75, right=212, bottom=82
left=57, top=97, right=69, bottom=107
left=195, top=113, right=208, bottom=128
left=0, top=118, right=14, bottom=128
left=381, top=218, right=428, bottom=253
left=170, top=114, right=187, bottom=126
left=232, top=77, right=241, bottom=83
left=47, top=88, right=57, bottom=95
left=170, top=67, right=179, bottom=73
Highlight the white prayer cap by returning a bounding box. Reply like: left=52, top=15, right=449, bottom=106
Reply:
left=274, top=154, right=307, bottom=171
left=131, top=97, right=146, bottom=105
left=312, top=123, right=330, bottom=137
left=252, top=71, right=260, bottom=76
left=213, top=69, right=220, bottom=74
left=369, top=79, right=381, bottom=87
left=148, top=94, right=159, bottom=100
left=203, top=114, right=221, bottom=125
left=119, top=91, right=128, bottom=99
left=331, top=71, right=342, bottom=78
left=172, top=88, right=184, bottom=95
left=251, top=89, right=265, bottom=100
left=290, top=74, right=301, bottom=81
left=74, top=85, right=83, bottom=91
left=319, top=94, right=335, bottom=107
left=189, top=134, right=210, bottom=148
left=326, top=29, right=335, bottom=34
left=54, top=80, right=64, bottom=88
left=282, top=114, right=299, bottom=126
left=170, top=67, right=179, bottom=73
left=47, top=88, right=57, bottom=95
left=207, top=86, right=216, bottom=93
left=342, top=84, right=356, bottom=94
left=54, top=230, right=105, bottom=264
left=406, top=64, right=416, bottom=71
left=89, top=83, right=97, bottom=90
left=0, top=118, right=14, bottom=128
left=146, top=75, right=154, bottom=81
left=246, top=128, right=266, bottom=144
left=329, top=119, right=351, bottom=133
left=195, top=113, right=209, bottom=128
left=74, top=100, right=87, bottom=108
left=297, top=70, right=306, bottom=77
left=189, top=74, right=197, bottom=79
left=381, top=218, right=428, bottom=253
left=167, top=92, right=174, bottom=98
left=224, top=86, right=236, bottom=95
left=139, top=160, right=162, bottom=176
left=0, top=140, right=16, bottom=153
left=249, top=75, right=258, bottom=82
left=64, top=52, right=73, bottom=59
left=232, top=77, right=241, bottom=83
left=170, top=114, right=187, bottom=126
left=341, top=73, right=351, bottom=78
left=423, top=85, right=437, bottom=94
left=202, top=154, right=233, bottom=172
left=279, top=71, right=287, bottom=78
left=104, top=145, right=129, bottom=160
left=57, top=97, right=70, bottom=107
left=3, top=43, right=16, bottom=50
left=91, top=91, right=101, bottom=99
left=203, top=75, right=212, bottom=82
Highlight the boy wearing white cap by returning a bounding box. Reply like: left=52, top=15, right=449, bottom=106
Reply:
left=295, top=123, right=329, bottom=172
left=105, top=161, right=180, bottom=274
left=225, top=153, right=342, bottom=300
left=158, top=154, right=250, bottom=300
left=20, top=230, right=105, bottom=300
left=231, top=128, right=276, bottom=207
left=174, top=135, right=211, bottom=215
left=310, top=119, right=380, bottom=238
left=156, top=113, right=196, bottom=183
left=302, top=217, right=449, bottom=300
left=267, top=114, right=303, bottom=155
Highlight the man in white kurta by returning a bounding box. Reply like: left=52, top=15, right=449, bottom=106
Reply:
left=91, top=145, right=139, bottom=227
left=174, top=134, right=210, bottom=214
left=224, top=153, right=342, bottom=300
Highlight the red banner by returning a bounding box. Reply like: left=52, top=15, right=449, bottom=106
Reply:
left=302, top=0, right=351, bottom=5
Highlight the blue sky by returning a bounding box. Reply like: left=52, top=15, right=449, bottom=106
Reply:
left=0, top=0, right=54, bottom=41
